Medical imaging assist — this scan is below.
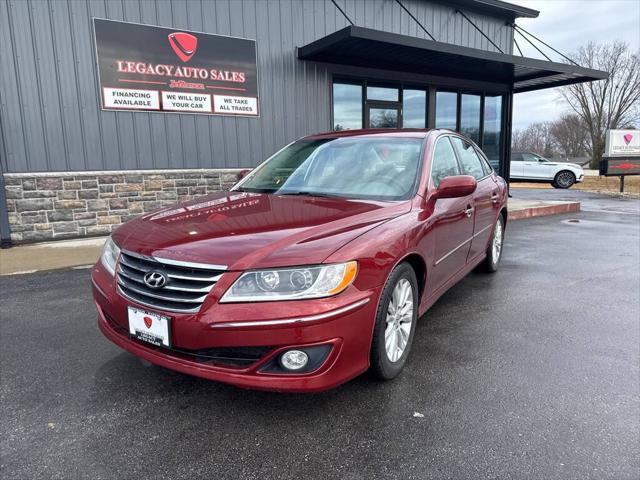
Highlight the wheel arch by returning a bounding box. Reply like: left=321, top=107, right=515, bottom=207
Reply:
left=398, top=252, right=427, bottom=302
left=555, top=168, right=577, bottom=179
left=500, top=206, right=508, bottom=227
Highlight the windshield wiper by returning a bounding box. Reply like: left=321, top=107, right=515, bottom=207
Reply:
left=233, top=187, right=277, bottom=193
left=277, top=191, right=339, bottom=198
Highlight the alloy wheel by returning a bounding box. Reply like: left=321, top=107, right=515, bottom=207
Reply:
left=384, top=278, right=414, bottom=362
left=556, top=171, right=574, bottom=188
left=492, top=218, right=503, bottom=262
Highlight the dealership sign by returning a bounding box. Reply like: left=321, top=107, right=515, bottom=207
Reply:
left=601, top=130, right=640, bottom=177
left=605, top=129, right=640, bottom=157
left=93, top=19, right=259, bottom=116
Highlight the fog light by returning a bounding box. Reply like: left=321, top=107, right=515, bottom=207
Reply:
left=279, top=350, right=309, bottom=371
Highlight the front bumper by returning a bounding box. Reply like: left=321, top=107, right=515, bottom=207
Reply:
left=92, top=263, right=380, bottom=392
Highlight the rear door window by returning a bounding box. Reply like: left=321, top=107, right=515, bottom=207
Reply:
left=476, top=148, right=494, bottom=175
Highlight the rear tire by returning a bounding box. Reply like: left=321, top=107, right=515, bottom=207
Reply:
left=553, top=170, right=576, bottom=189
left=479, top=215, right=505, bottom=273
left=369, top=263, right=418, bottom=381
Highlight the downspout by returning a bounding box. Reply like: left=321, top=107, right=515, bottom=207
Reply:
left=0, top=110, right=12, bottom=248
left=502, top=90, right=513, bottom=193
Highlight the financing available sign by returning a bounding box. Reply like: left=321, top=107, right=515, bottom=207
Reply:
left=93, top=19, right=259, bottom=116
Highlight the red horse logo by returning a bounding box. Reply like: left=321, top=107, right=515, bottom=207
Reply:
left=168, top=32, right=198, bottom=62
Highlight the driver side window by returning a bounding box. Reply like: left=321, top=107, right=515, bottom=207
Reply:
left=431, top=137, right=460, bottom=188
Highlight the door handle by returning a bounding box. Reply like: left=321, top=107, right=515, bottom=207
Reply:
left=464, top=205, right=474, bottom=217
left=491, top=192, right=500, bottom=204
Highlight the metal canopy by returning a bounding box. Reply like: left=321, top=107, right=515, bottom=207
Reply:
left=448, top=0, right=539, bottom=20
left=297, top=26, right=608, bottom=93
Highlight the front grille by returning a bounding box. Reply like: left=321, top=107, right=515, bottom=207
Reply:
left=116, top=250, right=225, bottom=313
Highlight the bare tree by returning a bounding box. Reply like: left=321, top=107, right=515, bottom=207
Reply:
left=549, top=114, right=588, bottom=158
left=561, top=42, right=640, bottom=168
left=511, top=122, right=555, bottom=157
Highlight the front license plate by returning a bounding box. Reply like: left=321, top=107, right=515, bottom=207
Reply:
left=127, top=306, right=171, bottom=348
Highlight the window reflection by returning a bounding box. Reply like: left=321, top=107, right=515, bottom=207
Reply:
left=431, top=137, right=460, bottom=187
left=435, top=91, right=457, bottom=130
left=369, top=108, right=398, bottom=128
left=333, top=83, right=362, bottom=131
left=402, top=89, right=426, bottom=128
left=460, top=94, right=481, bottom=144
left=483, top=95, right=502, bottom=169
left=450, top=136, right=485, bottom=180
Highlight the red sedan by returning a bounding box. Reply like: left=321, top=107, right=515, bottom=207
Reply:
left=92, top=129, right=508, bottom=392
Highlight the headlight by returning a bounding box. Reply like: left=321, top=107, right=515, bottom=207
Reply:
left=100, top=237, right=120, bottom=276
left=220, top=261, right=358, bottom=302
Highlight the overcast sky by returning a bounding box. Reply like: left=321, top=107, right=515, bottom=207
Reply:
left=508, top=0, right=640, bottom=131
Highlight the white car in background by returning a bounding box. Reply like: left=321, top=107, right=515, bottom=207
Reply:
left=510, top=152, right=585, bottom=189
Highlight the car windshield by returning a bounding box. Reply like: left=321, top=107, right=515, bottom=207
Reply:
left=233, top=137, right=423, bottom=201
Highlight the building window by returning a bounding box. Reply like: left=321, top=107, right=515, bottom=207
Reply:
left=331, top=79, right=506, bottom=179
left=402, top=89, right=427, bottom=128
left=435, top=91, right=457, bottom=129
left=333, top=82, right=363, bottom=131
left=483, top=95, right=503, bottom=169
left=367, top=85, right=399, bottom=102
left=460, top=94, right=481, bottom=144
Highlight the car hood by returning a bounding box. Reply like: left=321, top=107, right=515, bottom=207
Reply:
left=113, top=191, right=411, bottom=269
left=548, top=162, right=583, bottom=168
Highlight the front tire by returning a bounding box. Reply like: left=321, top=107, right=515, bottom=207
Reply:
left=553, top=170, right=576, bottom=189
left=479, top=215, right=505, bottom=273
left=370, top=263, right=419, bottom=380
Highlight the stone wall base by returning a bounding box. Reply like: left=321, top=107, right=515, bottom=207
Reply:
left=3, top=169, right=242, bottom=244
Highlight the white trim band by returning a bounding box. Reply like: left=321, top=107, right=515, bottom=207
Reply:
left=434, top=222, right=494, bottom=266
left=210, top=298, right=371, bottom=329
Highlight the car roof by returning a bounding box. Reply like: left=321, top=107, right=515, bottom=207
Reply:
left=302, top=128, right=432, bottom=141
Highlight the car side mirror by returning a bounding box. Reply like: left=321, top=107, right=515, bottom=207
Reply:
left=434, top=175, right=477, bottom=199
left=238, top=169, right=252, bottom=180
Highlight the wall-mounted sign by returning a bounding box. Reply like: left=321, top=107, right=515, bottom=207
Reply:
left=93, top=19, right=259, bottom=117
left=605, top=129, right=640, bottom=157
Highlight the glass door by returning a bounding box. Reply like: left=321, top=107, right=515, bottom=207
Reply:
left=366, top=103, right=400, bottom=128
left=364, top=84, right=400, bottom=129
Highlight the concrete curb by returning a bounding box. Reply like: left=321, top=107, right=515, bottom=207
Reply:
left=508, top=201, right=580, bottom=221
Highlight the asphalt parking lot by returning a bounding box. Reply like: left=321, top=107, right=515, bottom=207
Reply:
left=1, top=190, right=638, bottom=480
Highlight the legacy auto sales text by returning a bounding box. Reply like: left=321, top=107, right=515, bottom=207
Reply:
left=116, top=60, right=246, bottom=83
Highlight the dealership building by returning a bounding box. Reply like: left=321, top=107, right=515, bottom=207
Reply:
left=0, top=0, right=606, bottom=246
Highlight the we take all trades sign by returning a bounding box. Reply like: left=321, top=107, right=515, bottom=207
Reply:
left=93, top=18, right=259, bottom=117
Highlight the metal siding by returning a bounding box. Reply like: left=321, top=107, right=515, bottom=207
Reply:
left=31, top=1, right=67, bottom=171
left=0, top=0, right=512, bottom=173
left=88, top=0, right=121, bottom=169
left=0, top=0, right=26, bottom=172
left=5, top=0, right=49, bottom=171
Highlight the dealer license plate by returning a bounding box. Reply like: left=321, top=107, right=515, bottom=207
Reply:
left=127, top=306, right=171, bottom=348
